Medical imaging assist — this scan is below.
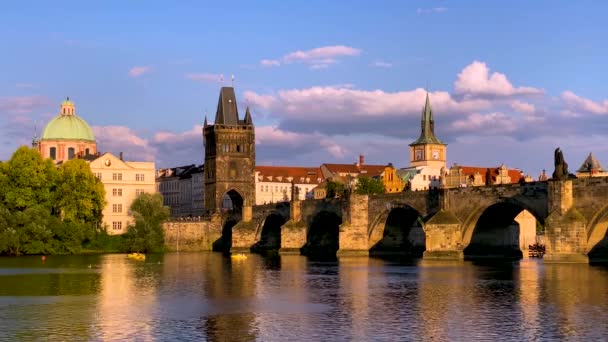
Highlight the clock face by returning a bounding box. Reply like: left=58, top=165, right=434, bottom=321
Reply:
left=432, top=150, right=440, bottom=160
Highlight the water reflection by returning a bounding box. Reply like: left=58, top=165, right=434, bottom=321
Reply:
left=0, top=254, right=607, bottom=340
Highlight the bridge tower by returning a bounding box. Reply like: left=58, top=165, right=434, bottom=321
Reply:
left=409, top=93, right=447, bottom=169
left=203, top=87, right=255, bottom=221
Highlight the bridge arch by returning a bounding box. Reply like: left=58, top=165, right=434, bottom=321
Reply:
left=251, top=210, right=289, bottom=253
left=302, top=210, right=342, bottom=258
left=368, top=203, right=426, bottom=257
left=222, top=188, right=245, bottom=212
left=586, top=204, right=608, bottom=261
left=461, top=198, right=544, bottom=259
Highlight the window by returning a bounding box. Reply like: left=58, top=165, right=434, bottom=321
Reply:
left=112, top=204, right=122, bottom=213
left=95, top=173, right=102, bottom=180
left=112, top=221, right=122, bottom=230
left=68, top=147, right=75, bottom=160
left=112, top=188, right=122, bottom=196
left=113, top=173, right=122, bottom=181
left=49, top=147, right=56, bottom=160
left=85, top=148, right=90, bottom=156
left=136, top=189, right=145, bottom=196
left=423, top=175, right=426, bottom=181
left=136, top=173, right=145, bottom=181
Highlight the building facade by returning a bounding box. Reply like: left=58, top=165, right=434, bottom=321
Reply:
left=442, top=163, right=528, bottom=188
left=156, top=164, right=204, bottom=217
left=255, top=166, right=322, bottom=204
left=576, top=153, right=608, bottom=178
left=35, top=98, right=97, bottom=162
left=89, top=152, right=155, bottom=235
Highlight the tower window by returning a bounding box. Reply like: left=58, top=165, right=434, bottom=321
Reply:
left=68, top=147, right=75, bottom=160
left=49, top=147, right=56, bottom=160
left=85, top=148, right=90, bottom=155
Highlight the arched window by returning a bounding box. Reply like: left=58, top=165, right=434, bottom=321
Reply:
left=49, top=147, right=56, bottom=160
left=85, top=148, right=90, bottom=156
left=68, top=147, right=75, bottom=160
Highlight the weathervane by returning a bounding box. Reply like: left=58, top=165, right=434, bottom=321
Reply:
left=231, top=74, right=235, bottom=87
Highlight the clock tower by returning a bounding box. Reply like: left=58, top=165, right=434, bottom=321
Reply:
left=409, top=93, right=446, bottom=169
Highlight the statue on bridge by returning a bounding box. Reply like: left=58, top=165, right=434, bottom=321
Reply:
left=552, top=147, right=570, bottom=181
left=485, top=168, right=492, bottom=186
left=291, top=181, right=300, bottom=201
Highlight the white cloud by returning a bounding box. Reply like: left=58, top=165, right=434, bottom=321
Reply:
left=128, top=66, right=152, bottom=77
left=451, top=112, right=518, bottom=135
left=561, top=90, right=608, bottom=115
left=93, top=125, right=155, bottom=162
left=370, top=60, right=393, bottom=68
left=510, top=100, right=536, bottom=114
left=246, top=86, right=490, bottom=119
left=454, top=61, right=543, bottom=97
left=417, top=7, right=448, bottom=15
left=185, top=73, right=223, bottom=83
left=260, top=45, right=361, bottom=68
left=256, top=126, right=347, bottom=158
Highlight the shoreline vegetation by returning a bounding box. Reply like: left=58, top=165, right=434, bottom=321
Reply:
left=0, top=146, right=168, bottom=257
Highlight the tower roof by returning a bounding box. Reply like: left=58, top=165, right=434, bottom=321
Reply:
left=214, top=87, right=240, bottom=125
left=244, top=106, right=253, bottom=125
left=576, top=152, right=606, bottom=173
left=410, top=93, right=445, bottom=146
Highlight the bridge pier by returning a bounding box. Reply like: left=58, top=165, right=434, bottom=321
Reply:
left=543, top=181, right=589, bottom=263
left=279, top=200, right=307, bottom=255
left=422, top=210, right=464, bottom=260
left=338, top=194, right=369, bottom=256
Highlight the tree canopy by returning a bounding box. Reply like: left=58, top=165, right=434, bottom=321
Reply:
left=325, top=180, right=345, bottom=199
left=354, top=176, right=386, bottom=195
left=122, top=193, right=169, bottom=253
left=0, top=146, right=106, bottom=255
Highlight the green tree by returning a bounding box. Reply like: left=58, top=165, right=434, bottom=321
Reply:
left=354, top=176, right=386, bottom=195
left=123, top=193, right=169, bottom=253
left=325, top=181, right=345, bottom=199
left=54, top=159, right=105, bottom=226
left=1, top=146, right=57, bottom=211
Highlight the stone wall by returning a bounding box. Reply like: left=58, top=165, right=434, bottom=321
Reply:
left=163, top=221, right=222, bottom=251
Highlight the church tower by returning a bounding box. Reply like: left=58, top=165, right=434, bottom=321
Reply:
left=203, top=87, right=255, bottom=218
left=409, top=93, right=446, bottom=169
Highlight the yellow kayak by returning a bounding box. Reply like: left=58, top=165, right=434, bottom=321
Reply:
left=230, top=253, right=248, bottom=260
left=127, top=253, right=146, bottom=261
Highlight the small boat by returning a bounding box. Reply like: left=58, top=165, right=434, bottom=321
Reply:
left=230, top=253, right=248, bottom=260
left=127, top=253, right=146, bottom=261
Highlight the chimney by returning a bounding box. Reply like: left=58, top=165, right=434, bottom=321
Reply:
left=359, top=154, right=365, bottom=168
left=119, top=152, right=123, bottom=161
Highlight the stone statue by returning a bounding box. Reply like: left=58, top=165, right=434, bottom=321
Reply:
left=290, top=181, right=300, bottom=201
left=485, top=168, right=492, bottom=186
left=552, top=147, right=570, bottom=180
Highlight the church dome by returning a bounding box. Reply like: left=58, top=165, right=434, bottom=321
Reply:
left=40, top=97, right=95, bottom=141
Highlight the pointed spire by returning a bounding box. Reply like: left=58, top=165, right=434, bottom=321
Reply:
left=204, top=115, right=208, bottom=127
left=410, top=92, right=444, bottom=146
left=244, top=106, right=253, bottom=125
left=577, top=152, right=606, bottom=173
left=214, top=87, right=239, bottom=125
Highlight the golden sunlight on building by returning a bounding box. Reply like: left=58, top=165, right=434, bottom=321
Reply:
left=380, top=164, right=405, bottom=193
left=89, top=152, right=155, bottom=234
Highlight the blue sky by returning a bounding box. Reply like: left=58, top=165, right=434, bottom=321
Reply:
left=1, top=1, right=607, bottom=176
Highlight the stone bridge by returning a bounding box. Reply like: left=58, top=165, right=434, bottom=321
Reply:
left=167, top=178, right=608, bottom=263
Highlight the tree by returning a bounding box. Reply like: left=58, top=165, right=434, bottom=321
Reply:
left=354, top=176, right=386, bottom=195
left=325, top=181, right=345, bottom=199
left=1, top=146, right=57, bottom=211
left=123, top=193, right=169, bottom=253
left=54, top=159, right=105, bottom=226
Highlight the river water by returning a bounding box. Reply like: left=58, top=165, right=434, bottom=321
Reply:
left=0, top=253, right=607, bottom=341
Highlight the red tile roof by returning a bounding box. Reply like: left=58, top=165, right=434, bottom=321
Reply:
left=255, top=166, right=323, bottom=184
left=457, top=165, right=525, bottom=184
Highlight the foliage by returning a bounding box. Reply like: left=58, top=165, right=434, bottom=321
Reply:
left=54, top=159, right=105, bottom=224
left=122, top=193, right=169, bottom=253
left=0, top=146, right=107, bottom=256
left=0, top=146, right=57, bottom=211
left=325, top=181, right=345, bottom=199
left=354, top=176, right=386, bottom=195
left=83, top=231, right=125, bottom=253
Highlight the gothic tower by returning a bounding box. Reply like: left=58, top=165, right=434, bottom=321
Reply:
left=409, top=93, right=447, bottom=169
left=203, top=87, right=255, bottom=218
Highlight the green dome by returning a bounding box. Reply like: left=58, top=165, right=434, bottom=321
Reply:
left=41, top=114, right=95, bottom=141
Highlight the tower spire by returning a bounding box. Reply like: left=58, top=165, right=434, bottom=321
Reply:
left=410, top=92, right=444, bottom=146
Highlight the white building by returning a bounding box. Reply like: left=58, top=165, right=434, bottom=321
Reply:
left=255, top=166, right=323, bottom=205
left=89, top=152, right=156, bottom=235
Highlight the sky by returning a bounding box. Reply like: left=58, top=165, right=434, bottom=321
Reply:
left=1, top=1, right=607, bottom=176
